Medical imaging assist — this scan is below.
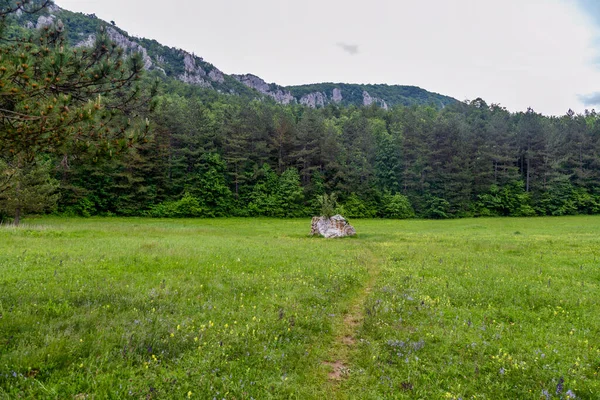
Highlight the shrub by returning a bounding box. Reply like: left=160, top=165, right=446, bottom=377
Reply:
left=148, top=192, right=203, bottom=218
left=423, top=196, right=451, bottom=219
left=340, top=194, right=377, bottom=218
left=317, top=193, right=338, bottom=218
left=381, top=193, right=415, bottom=219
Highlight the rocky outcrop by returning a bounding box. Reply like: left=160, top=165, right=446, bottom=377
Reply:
left=332, top=88, right=343, bottom=103
left=178, top=71, right=211, bottom=87
left=364, top=90, right=375, bottom=106
left=208, top=68, right=225, bottom=84
left=310, top=215, right=357, bottom=238
left=75, top=34, right=96, bottom=48
left=177, top=51, right=212, bottom=87
left=363, top=90, right=389, bottom=110
left=36, top=15, right=55, bottom=29
left=233, top=74, right=295, bottom=104
left=47, top=3, right=61, bottom=13
left=182, top=52, right=203, bottom=75
left=300, top=92, right=327, bottom=108
left=234, top=74, right=269, bottom=93
left=106, top=27, right=153, bottom=70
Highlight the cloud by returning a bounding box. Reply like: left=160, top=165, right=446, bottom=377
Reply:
left=578, top=92, right=600, bottom=106
left=336, top=42, right=359, bottom=55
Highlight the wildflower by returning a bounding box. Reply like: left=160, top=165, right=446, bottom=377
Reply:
left=566, top=389, right=576, bottom=399
left=187, top=391, right=192, bottom=398
left=541, top=389, right=551, bottom=400
left=556, top=376, right=564, bottom=394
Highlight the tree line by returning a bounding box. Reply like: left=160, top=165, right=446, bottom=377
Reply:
left=50, top=91, right=600, bottom=220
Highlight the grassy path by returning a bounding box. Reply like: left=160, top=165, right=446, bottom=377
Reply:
left=322, top=244, right=383, bottom=398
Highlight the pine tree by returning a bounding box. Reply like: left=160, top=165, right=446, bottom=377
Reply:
left=0, top=157, right=58, bottom=224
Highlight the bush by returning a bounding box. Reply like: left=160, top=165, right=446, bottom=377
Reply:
left=62, top=197, right=96, bottom=217
left=316, top=193, right=338, bottom=218
left=340, top=194, right=377, bottom=218
left=476, top=182, right=535, bottom=217
left=423, top=196, right=451, bottom=219
left=381, top=193, right=414, bottom=219
left=148, top=192, right=204, bottom=218
left=535, top=185, right=600, bottom=216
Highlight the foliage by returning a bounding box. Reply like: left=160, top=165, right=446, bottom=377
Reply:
left=60, top=196, right=95, bottom=217
left=0, top=157, right=58, bottom=224
left=380, top=193, right=414, bottom=219
left=45, top=95, right=600, bottom=221
left=245, top=165, right=305, bottom=217
left=0, top=19, right=149, bottom=162
left=339, top=193, right=378, bottom=218
left=476, top=181, right=536, bottom=217
left=148, top=192, right=203, bottom=218
left=277, top=168, right=305, bottom=217
left=422, top=195, right=451, bottom=219
left=0, top=2, right=154, bottom=223
left=316, top=192, right=337, bottom=218
left=189, top=153, right=233, bottom=217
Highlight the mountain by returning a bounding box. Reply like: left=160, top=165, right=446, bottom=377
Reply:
left=8, top=3, right=457, bottom=109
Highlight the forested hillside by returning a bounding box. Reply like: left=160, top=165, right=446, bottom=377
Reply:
left=4, top=3, right=457, bottom=108
left=1, top=2, right=600, bottom=221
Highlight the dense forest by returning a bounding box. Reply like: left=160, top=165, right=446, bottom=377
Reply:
left=1, top=2, right=600, bottom=222
left=52, top=85, right=600, bottom=220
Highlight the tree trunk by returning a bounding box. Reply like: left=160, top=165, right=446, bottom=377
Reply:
left=14, top=178, right=21, bottom=226
left=494, top=160, right=498, bottom=183
left=526, top=156, right=530, bottom=192
left=234, top=164, right=239, bottom=199
left=14, top=206, right=20, bottom=226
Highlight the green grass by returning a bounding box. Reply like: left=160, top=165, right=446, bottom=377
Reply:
left=0, top=217, right=599, bottom=399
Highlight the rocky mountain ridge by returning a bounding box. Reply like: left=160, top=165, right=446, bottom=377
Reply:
left=10, top=4, right=457, bottom=108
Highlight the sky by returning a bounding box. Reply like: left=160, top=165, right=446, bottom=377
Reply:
left=55, top=0, right=600, bottom=116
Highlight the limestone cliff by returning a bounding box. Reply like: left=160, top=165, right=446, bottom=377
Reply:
left=232, top=74, right=295, bottom=104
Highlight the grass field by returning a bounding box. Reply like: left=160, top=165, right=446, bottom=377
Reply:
left=0, top=216, right=599, bottom=399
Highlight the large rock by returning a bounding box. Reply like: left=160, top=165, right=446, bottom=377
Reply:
left=310, top=215, right=357, bottom=238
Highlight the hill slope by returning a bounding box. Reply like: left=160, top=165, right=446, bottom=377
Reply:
left=8, top=3, right=457, bottom=108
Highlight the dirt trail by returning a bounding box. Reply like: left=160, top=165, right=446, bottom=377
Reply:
left=321, top=246, right=382, bottom=395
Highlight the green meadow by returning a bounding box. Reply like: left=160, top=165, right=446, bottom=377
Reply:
left=0, top=217, right=599, bottom=399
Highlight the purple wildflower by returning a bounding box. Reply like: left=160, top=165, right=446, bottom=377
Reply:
left=556, top=376, right=564, bottom=394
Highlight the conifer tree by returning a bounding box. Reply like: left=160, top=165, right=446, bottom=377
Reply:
left=0, top=1, right=152, bottom=222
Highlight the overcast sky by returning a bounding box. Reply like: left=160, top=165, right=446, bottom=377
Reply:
left=56, top=0, right=600, bottom=116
